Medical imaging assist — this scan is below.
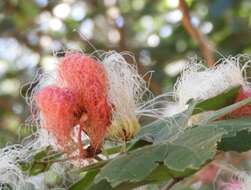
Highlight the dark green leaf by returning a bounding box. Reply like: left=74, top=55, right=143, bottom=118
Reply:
left=206, top=117, right=251, bottom=152
left=218, top=129, right=251, bottom=152
left=192, top=85, right=240, bottom=115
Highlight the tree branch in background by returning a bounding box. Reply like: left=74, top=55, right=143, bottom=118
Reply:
left=179, top=0, right=214, bottom=67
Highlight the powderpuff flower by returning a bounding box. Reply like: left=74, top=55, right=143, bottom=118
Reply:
left=35, top=52, right=111, bottom=157
left=165, top=55, right=251, bottom=116
left=57, top=53, right=112, bottom=155
left=101, top=51, right=153, bottom=141
left=33, top=51, right=164, bottom=157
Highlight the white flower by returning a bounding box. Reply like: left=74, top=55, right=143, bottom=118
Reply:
left=165, top=55, right=251, bottom=116
left=100, top=51, right=166, bottom=140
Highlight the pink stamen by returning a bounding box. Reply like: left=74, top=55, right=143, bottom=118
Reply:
left=35, top=53, right=112, bottom=157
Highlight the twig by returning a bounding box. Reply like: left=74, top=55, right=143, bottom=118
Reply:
left=179, top=0, right=214, bottom=67
left=163, top=178, right=183, bottom=190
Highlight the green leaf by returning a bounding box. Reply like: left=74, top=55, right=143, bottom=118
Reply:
left=69, top=87, right=250, bottom=190
left=19, top=146, right=62, bottom=176
left=68, top=170, right=99, bottom=190
left=200, top=97, right=251, bottom=124
left=87, top=180, right=113, bottom=190
left=218, top=129, right=251, bottom=152
left=95, top=144, right=169, bottom=187
left=132, top=86, right=240, bottom=148
left=208, top=117, right=251, bottom=137
left=192, top=85, right=240, bottom=115
left=135, top=101, right=196, bottom=145
left=165, top=126, right=225, bottom=175
left=206, top=117, right=251, bottom=152
left=93, top=126, right=225, bottom=188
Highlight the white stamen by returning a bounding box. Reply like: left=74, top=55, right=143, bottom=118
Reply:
left=165, top=55, right=251, bottom=116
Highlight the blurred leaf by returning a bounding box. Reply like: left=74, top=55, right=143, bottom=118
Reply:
left=0, top=128, right=17, bottom=148
left=209, top=0, right=234, bottom=19
left=19, top=146, right=61, bottom=176
left=209, top=117, right=251, bottom=137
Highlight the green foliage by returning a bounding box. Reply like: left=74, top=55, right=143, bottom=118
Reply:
left=192, top=85, right=241, bottom=115
left=0, top=86, right=246, bottom=190
left=2, top=1, right=251, bottom=189
left=68, top=86, right=251, bottom=190
left=210, top=117, right=251, bottom=152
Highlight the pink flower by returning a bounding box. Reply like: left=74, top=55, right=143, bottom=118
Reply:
left=58, top=53, right=112, bottom=152
left=36, top=86, right=80, bottom=152
left=36, top=53, right=112, bottom=157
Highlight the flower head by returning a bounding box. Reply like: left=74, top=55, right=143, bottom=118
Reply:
left=57, top=52, right=112, bottom=152
left=35, top=52, right=112, bottom=156
left=34, top=51, right=164, bottom=156
left=101, top=51, right=150, bottom=140
left=165, top=55, right=251, bottom=116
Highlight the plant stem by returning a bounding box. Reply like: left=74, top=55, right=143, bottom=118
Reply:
left=163, top=178, right=183, bottom=190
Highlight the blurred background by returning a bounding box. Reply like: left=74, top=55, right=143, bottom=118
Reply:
left=1, top=0, right=251, bottom=147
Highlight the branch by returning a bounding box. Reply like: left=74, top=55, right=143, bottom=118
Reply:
left=163, top=178, right=183, bottom=190
left=179, top=0, right=214, bottom=67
